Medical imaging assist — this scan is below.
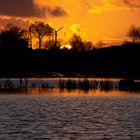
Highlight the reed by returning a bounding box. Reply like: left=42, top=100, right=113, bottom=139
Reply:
left=78, top=79, right=90, bottom=91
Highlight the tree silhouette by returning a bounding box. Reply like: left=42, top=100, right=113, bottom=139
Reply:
left=84, top=41, right=94, bottom=51
left=44, top=39, right=61, bottom=50
left=30, top=21, right=53, bottom=49
left=44, top=40, right=54, bottom=50
left=0, top=24, right=28, bottom=49
left=96, top=40, right=106, bottom=48
left=69, top=34, right=84, bottom=51
left=128, top=25, right=140, bottom=44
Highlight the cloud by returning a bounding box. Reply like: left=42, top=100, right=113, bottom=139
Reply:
left=0, top=0, right=46, bottom=17
left=70, top=24, right=86, bottom=37
left=47, top=6, right=68, bottom=17
left=0, top=17, right=31, bottom=29
left=83, top=0, right=140, bottom=13
left=87, top=0, right=129, bottom=14
left=0, top=0, right=68, bottom=18
left=122, top=0, right=140, bottom=8
left=81, top=0, right=93, bottom=9
left=70, top=24, right=83, bottom=33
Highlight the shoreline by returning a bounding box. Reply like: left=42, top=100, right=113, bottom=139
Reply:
left=0, top=74, right=138, bottom=80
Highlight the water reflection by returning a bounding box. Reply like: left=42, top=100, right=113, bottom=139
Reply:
left=23, top=88, right=139, bottom=97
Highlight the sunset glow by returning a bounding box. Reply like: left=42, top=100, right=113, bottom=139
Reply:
left=0, top=0, right=140, bottom=45
left=60, top=44, right=72, bottom=50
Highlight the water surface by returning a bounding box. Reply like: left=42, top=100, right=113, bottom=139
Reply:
left=0, top=90, right=140, bottom=140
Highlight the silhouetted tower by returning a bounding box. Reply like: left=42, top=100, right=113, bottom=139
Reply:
left=28, top=26, right=32, bottom=49
left=52, top=26, right=64, bottom=48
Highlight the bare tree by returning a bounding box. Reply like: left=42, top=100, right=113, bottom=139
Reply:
left=84, top=41, right=94, bottom=51
left=128, top=25, right=140, bottom=44
left=69, top=34, right=84, bottom=51
left=44, top=39, right=62, bottom=50
left=44, top=40, right=54, bottom=50
left=30, top=21, right=53, bottom=49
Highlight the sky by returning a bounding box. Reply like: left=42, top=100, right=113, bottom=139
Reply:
left=0, top=0, right=140, bottom=46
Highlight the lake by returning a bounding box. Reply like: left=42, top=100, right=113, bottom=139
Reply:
left=0, top=78, right=140, bottom=139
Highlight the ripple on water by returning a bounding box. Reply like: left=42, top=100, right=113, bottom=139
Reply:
left=0, top=95, right=139, bottom=139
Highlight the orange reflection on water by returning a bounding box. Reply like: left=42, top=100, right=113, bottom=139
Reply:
left=26, top=88, right=138, bottom=96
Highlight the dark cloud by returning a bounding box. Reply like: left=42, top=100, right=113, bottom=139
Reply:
left=0, top=0, right=68, bottom=18
left=123, top=0, right=140, bottom=8
left=0, top=0, right=46, bottom=17
left=47, top=6, right=68, bottom=17
left=80, top=0, right=95, bottom=9
left=0, top=17, right=31, bottom=29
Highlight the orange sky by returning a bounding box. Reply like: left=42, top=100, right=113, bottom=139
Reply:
left=0, top=0, right=140, bottom=46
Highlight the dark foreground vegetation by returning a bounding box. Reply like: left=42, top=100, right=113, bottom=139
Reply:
left=0, top=23, right=140, bottom=79
left=0, top=42, right=140, bottom=78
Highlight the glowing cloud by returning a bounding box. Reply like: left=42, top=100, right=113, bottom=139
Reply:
left=70, top=24, right=85, bottom=36
left=0, top=16, right=31, bottom=29
left=88, top=0, right=129, bottom=14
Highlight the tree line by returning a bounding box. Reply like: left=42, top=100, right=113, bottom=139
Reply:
left=128, top=25, right=140, bottom=44
left=0, top=21, right=139, bottom=52
left=0, top=21, right=95, bottom=51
